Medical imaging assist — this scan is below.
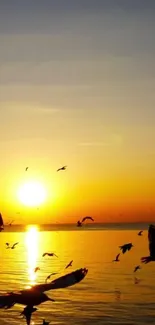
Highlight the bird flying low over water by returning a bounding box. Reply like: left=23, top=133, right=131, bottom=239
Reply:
left=57, top=165, right=67, bottom=172
left=134, top=265, right=141, bottom=273
left=65, top=260, right=73, bottom=269
left=141, top=224, right=155, bottom=264
left=134, top=277, right=141, bottom=284
left=119, top=243, right=133, bottom=254
left=0, top=268, right=88, bottom=324
left=113, top=254, right=120, bottom=262
left=77, top=216, right=94, bottom=227
left=25, top=167, right=29, bottom=171
left=42, top=252, right=58, bottom=258
left=45, top=273, right=58, bottom=283
left=11, top=242, right=19, bottom=249
left=138, top=230, right=143, bottom=236
left=34, top=267, right=40, bottom=273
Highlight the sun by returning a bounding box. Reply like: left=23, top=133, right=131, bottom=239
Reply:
left=18, top=181, right=47, bottom=207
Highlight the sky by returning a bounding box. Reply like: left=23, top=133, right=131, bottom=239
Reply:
left=0, top=0, right=155, bottom=224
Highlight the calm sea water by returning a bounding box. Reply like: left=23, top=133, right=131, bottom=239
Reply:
left=0, top=223, right=155, bottom=325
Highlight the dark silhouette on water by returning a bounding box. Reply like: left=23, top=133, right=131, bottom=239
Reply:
left=34, top=267, right=40, bottom=273
left=138, top=230, right=143, bottom=236
left=57, top=165, right=67, bottom=172
left=25, top=167, right=29, bottom=171
left=77, top=216, right=94, bottom=227
left=43, top=319, right=50, bottom=325
left=45, top=273, right=58, bottom=283
left=11, top=242, right=19, bottom=249
left=141, top=224, right=155, bottom=263
left=42, top=252, right=58, bottom=257
left=113, top=253, right=120, bottom=262
left=119, top=243, right=133, bottom=254
left=0, top=268, right=88, bottom=324
left=65, top=260, right=73, bottom=269
left=134, top=265, right=141, bottom=273
left=134, top=277, right=141, bottom=284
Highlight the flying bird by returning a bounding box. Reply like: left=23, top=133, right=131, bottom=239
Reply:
left=113, top=254, right=120, bottom=262
left=81, top=216, right=94, bottom=223
left=119, top=243, right=133, bottom=254
left=34, top=267, right=40, bottom=273
left=138, top=230, right=143, bottom=236
left=45, top=273, right=58, bottom=283
left=57, top=165, right=67, bottom=172
left=42, top=252, right=58, bottom=258
left=0, top=268, right=88, bottom=324
left=134, top=265, right=141, bottom=273
left=11, top=242, right=19, bottom=249
left=25, top=167, right=29, bottom=171
left=5, top=243, right=10, bottom=249
left=141, top=224, right=155, bottom=264
left=65, top=260, right=73, bottom=269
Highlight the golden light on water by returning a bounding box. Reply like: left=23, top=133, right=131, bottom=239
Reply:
left=25, top=225, right=39, bottom=285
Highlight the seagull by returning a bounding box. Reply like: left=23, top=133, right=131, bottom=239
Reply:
left=34, top=267, right=40, bottom=273
left=141, top=224, right=155, bottom=264
left=119, top=243, right=133, bottom=254
left=11, top=242, right=19, bottom=249
left=43, top=319, right=50, bottom=325
left=57, top=165, right=67, bottom=172
left=25, top=167, right=29, bottom=171
left=138, top=230, right=143, bottom=236
left=0, top=268, right=88, bottom=324
left=65, top=260, right=73, bottom=269
left=81, top=216, right=94, bottom=223
left=42, top=252, right=58, bottom=258
left=113, top=253, right=120, bottom=262
left=134, top=265, right=141, bottom=273
left=45, top=273, right=58, bottom=283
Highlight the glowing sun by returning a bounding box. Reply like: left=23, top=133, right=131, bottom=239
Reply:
left=18, top=181, right=47, bottom=207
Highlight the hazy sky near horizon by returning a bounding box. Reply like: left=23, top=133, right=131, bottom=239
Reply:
left=0, top=0, right=155, bottom=224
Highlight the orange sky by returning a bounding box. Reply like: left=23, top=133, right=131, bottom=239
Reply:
left=0, top=2, right=155, bottom=224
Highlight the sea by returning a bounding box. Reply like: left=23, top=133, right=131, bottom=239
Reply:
left=0, top=222, right=155, bottom=325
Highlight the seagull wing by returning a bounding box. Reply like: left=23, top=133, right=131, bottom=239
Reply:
left=148, top=224, right=155, bottom=257
left=82, top=216, right=94, bottom=223
left=32, top=268, right=88, bottom=292
left=0, top=293, right=17, bottom=309
left=116, top=254, right=120, bottom=260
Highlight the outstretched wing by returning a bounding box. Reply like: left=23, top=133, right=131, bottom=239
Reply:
left=82, top=216, right=94, bottom=223
left=148, top=224, right=155, bottom=257
left=32, top=268, right=88, bottom=292
left=0, top=293, right=17, bottom=309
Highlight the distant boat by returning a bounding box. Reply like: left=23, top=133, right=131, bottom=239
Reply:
left=0, top=213, right=4, bottom=232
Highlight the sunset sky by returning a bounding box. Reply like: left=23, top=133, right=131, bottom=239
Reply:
left=0, top=0, right=155, bottom=224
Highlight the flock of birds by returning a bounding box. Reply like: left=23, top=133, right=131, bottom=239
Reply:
left=0, top=166, right=155, bottom=324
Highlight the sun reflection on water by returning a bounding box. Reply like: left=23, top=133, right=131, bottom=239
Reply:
left=25, top=225, right=39, bottom=286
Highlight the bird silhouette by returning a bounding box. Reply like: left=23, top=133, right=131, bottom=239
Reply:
left=138, top=230, right=143, bottom=236
left=141, top=224, right=155, bottom=263
left=119, top=243, right=133, bottom=254
left=5, top=243, right=10, bottom=249
left=45, top=273, right=58, bottom=283
left=134, top=265, right=141, bottom=273
left=42, top=252, right=58, bottom=258
left=25, top=167, right=29, bottom=171
left=34, top=267, right=40, bottom=273
left=57, top=165, right=67, bottom=172
left=113, top=253, right=120, bottom=262
left=134, top=277, right=141, bottom=284
left=11, top=242, right=19, bottom=249
left=65, top=260, right=73, bottom=269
